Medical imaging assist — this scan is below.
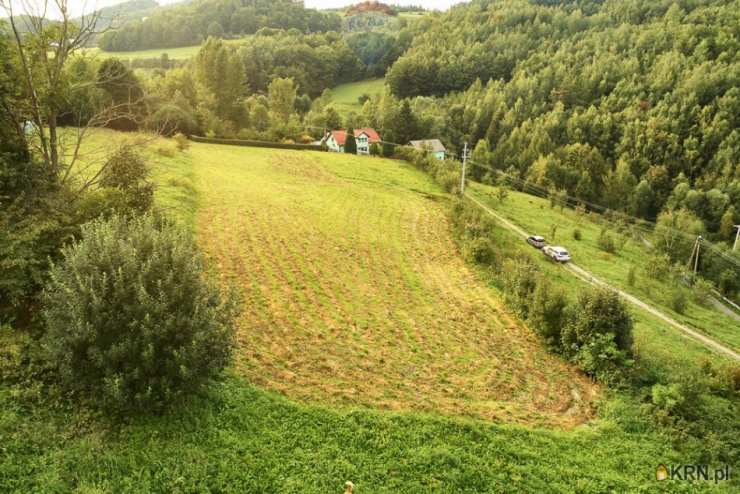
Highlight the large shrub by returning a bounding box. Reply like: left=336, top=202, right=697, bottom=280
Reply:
left=146, top=104, right=198, bottom=136
left=41, top=214, right=239, bottom=412
left=500, top=256, right=540, bottom=318
left=561, top=288, right=633, bottom=382
left=527, top=277, right=569, bottom=349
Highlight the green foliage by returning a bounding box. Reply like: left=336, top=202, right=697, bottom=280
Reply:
left=654, top=208, right=704, bottom=263
left=41, top=214, right=239, bottom=412
left=627, top=265, right=636, bottom=287
left=691, top=278, right=714, bottom=306
left=268, top=77, right=297, bottom=122
left=572, top=228, right=582, bottom=241
left=98, top=0, right=341, bottom=51
left=597, top=229, right=617, bottom=253
left=189, top=135, right=324, bottom=151
left=378, top=0, right=739, bottom=251
left=1, top=374, right=730, bottom=493
left=561, top=288, right=633, bottom=383
left=644, top=253, right=671, bottom=280
left=146, top=104, right=197, bottom=136
left=99, top=148, right=154, bottom=214
left=173, top=133, right=189, bottom=151
left=500, top=256, right=540, bottom=319
left=238, top=31, right=364, bottom=98
left=343, top=130, right=357, bottom=154
left=669, top=288, right=688, bottom=314
left=97, top=58, right=145, bottom=131
left=528, top=278, right=569, bottom=349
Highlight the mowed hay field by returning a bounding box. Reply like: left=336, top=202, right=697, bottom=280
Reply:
left=189, top=143, right=597, bottom=428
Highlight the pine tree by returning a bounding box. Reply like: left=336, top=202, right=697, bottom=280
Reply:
left=344, top=130, right=357, bottom=154
left=393, top=100, right=419, bottom=144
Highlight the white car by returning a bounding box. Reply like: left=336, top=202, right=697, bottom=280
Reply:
left=543, top=245, right=571, bottom=263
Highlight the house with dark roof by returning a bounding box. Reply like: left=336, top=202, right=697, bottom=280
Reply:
left=324, top=128, right=382, bottom=155
left=409, top=139, right=446, bottom=160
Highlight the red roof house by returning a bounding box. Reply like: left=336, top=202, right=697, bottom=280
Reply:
left=324, top=128, right=382, bottom=154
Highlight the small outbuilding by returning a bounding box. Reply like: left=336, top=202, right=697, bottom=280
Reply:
left=409, top=139, right=446, bottom=160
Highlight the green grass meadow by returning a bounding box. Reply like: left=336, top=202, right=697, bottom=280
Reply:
left=327, top=78, right=386, bottom=115
left=1, top=134, right=737, bottom=492
left=89, top=39, right=248, bottom=61
left=88, top=45, right=202, bottom=60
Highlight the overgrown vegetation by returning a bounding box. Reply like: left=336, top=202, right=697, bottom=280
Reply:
left=444, top=194, right=738, bottom=473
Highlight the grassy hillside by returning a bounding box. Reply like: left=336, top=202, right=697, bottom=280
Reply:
left=327, top=78, right=386, bottom=114
left=189, top=141, right=595, bottom=427
left=2, top=133, right=736, bottom=492
left=468, top=183, right=740, bottom=353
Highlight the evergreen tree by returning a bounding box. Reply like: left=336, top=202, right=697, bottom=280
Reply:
left=392, top=100, right=419, bottom=144
left=344, top=130, right=357, bottom=154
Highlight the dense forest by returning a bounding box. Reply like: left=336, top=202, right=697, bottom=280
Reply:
left=372, top=0, right=739, bottom=246
left=98, top=0, right=342, bottom=51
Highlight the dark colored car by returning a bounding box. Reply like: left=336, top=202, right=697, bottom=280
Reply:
left=527, top=235, right=546, bottom=249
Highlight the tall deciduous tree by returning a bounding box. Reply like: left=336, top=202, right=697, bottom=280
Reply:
left=268, top=78, right=297, bottom=122
left=1, top=0, right=146, bottom=192
left=194, top=37, right=245, bottom=125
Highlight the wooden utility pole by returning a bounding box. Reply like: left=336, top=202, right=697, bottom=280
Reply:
left=734, top=225, right=740, bottom=251
left=688, top=236, right=703, bottom=275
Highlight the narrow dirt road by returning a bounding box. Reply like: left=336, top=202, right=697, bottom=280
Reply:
left=466, top=194, right=740, bottom=362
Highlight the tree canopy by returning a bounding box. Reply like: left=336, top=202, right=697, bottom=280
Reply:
left=98, top=0, right=342, bottom=51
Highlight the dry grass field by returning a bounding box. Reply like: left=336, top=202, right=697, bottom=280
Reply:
left=189, top=144, right=598, bottom=428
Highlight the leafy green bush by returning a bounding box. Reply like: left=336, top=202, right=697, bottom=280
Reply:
left=649, top=371, right=706, bottom=425
left=597, top=229, right=617, bottom=253
left=669, top=288, right=688, bottom=314
left=500, top=256, right=540, bottom=318
left=99, top=147, right=154, bottom=214
left=644, top=253, right=671, bottom=280
left=572, top=228, right=582, bottom=241
left=463, top=236, right=497, bottom=265
left=691, top=278, right=714, bottom=306
left=41, top=214, right=239, bottom=412
left=173, top=133, right=190, bottom=151
left=527, top=277, right=569, bottom=349
left=146, top=104, right=197, bottom=136
left=561, top=288, right=633, bottom=383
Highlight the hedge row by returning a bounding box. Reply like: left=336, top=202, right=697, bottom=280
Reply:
left=188, top=135, right=326, bottom=151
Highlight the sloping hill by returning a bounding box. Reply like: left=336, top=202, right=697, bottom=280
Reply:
left=188, top=143, right=597, bottom=427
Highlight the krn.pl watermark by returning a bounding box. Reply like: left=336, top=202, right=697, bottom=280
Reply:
left=656, top=464, right=731, bottom=483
